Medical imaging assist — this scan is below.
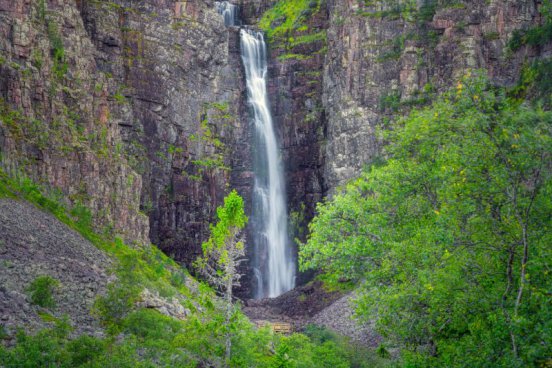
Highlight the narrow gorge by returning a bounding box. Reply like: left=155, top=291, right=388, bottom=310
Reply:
left=0, top=0, right=550, bottom=366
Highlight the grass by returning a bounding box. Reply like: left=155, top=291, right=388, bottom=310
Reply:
left=258, top=0, right=327, bottom=61
left=0, top=168, right=390, bottom=367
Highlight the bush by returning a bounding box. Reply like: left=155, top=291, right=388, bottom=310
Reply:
left=66, top=335, right=106, bottom=366
left=92, top=284, right=140, bottom=334
left=300, top=73, right=552, bottom=366
left=123, top=309, right=182, bottom=341
left=27, top=275, right=59, bottom=308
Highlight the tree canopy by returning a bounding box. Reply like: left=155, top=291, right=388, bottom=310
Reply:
left=300, top=73, right=552, bottom=366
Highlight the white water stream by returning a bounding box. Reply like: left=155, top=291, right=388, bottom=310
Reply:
left=214, top=1, right=238, bottom=27
left=215, top=2, right=295, bottom=298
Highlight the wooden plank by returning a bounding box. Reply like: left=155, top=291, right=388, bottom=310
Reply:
left=252, top=320, right=293, bottom=334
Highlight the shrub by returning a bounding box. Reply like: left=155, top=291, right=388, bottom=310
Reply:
left=92, top=284, right=140, bottom=334
left=27, top=275, right=59, bottom=308
left=66, top=335, right=107, bottom=365
left=123, top=309, right=182, bottom=341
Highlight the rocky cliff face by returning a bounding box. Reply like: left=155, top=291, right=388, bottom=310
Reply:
left=242, top=0, right=549, bottom=286
left=0, top=0, right=253, bottom=269
left=77, top=0, right=252, bottom=266
left=321, top=0, right=548, bottom=190
left=263, top=2, right=328, bottom=249
left=255, top=0, right=549, bottom=210
left=0, top=0, right=149, bottom=244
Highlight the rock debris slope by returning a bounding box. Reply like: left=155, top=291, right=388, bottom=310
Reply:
left=0, top=199, right=112, bottom=337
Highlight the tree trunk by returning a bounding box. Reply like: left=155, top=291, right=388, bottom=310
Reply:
left=225, top=258, right=234, bottom=368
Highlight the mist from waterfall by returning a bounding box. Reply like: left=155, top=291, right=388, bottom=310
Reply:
left=215, top=2, right=295, bottom=298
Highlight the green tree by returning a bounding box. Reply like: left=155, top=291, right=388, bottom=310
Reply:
left=194, top=190, right=248, bottom=367
left=300, top=73, right=552, bottom=366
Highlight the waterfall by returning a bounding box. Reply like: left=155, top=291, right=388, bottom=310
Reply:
left=215, top=2, right=295, bottom=298
left=214, top=1, right=238, bottom=27
left=241, top=30, right=295, bottom=298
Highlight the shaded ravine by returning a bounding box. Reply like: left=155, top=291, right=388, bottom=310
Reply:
left=215, top=2, right=295, bottom=298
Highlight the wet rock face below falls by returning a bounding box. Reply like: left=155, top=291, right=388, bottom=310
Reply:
left=0, top=0, right=549, bottom=298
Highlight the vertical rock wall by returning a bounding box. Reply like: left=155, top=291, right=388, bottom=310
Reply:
left=0, top=0, right=253, bottom=269
left=78, top=0, right=251, bottom=265
left=322, top=0, right=549, bottom=190
left=0, top=0, right=149, bottom=243
left=1, top=0, right=549, bottom=296
left=251, top=0, right=549, bottom=288
left=264, top=4, right=328, bottom=248
left=255, top=0, right=549, bottom=206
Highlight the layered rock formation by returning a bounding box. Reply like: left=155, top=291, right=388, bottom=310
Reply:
left=77, top=0, right=251, bottom=265
left=321, top=0, right=549, bottom=190
left=240, top=0, right=550, bottom=288
left=0, top=0, right=149, bottom=243
left=0, top=0, right=253, bottom=270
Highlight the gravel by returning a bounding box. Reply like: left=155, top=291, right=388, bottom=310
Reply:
left=0, top=199, right=113, bottom=339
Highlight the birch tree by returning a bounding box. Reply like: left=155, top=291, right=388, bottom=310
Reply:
left=194, top=190, right=248, bottom=367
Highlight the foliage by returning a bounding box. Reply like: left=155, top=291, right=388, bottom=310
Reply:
left=300, top=72, right=552, bottom=366
left=194, top=190, right=248, bottom=366
left=1, top=307, right=379, bottom=368
left=509, top=59, right=552, bottom=108
left=187, top=101, right=232, bottom=180
left=195, top=189, right=247, bottom=291
left=38, top=0, right=46, bottom=21
left=509, top=22, right=552, bottom=51
left=27, top=275, right=59, bottom=308
left=357, top=0, right=463, bottom=22
left=357, top=0, right=417, bottom=21
left=47, top=20, right=68, bottom=79
left=303, top=324, right=389, bottom=367
left=92, top=284, right=141, bottom=334
left=272, top=333, right=350, bottom=368
left=259, top=0, right=320, bottom=41
left=65, top=335, right=107, bottom=366
left=258, top=0, right=327, bottom=62
left=508, top=3, right=552, bottom=52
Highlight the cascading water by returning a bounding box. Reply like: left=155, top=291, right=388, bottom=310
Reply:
left=241, top=30, right=295, bottom=298
left=215, top=2, right=295, bottom=298
left=214, top=1, right=238, bottom=27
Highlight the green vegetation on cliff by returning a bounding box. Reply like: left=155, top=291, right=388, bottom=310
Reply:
left=259, top=0, right=327, bottom=61
left=259, top=0, right=321, bottom=40
left=300, top=74, right=552, bottom=367
left=509, top=1, right=552, bottom=52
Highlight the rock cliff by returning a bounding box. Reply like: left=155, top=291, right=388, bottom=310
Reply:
left=0, top=0, right=253, bottom=271
left=321, top=0, right=549, bottom=190
left=256, top=0, right=549, bottom=200
left=77, top=0, right=251, bottom=266
left=0, top=0, right=150, bottom=244
left=1, top=0, right=549, bottom=297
